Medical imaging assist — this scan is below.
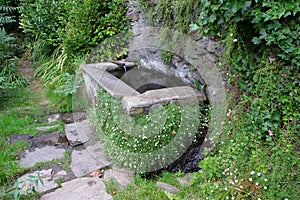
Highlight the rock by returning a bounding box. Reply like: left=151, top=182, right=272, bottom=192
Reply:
left=36, top=125, right=59, bottom=131
left=64, top=123, right=83, bottom=147
left=47, top=114, right=61, bottom=123
left=9, top=134, right=33, bottom=144
left=81, top=66, right=139, bottom=105
left=18, top=169, right=56, bottom=194
left=70, top=147, right=112, bottom=177
left=40, top=177, right=113, bottom=200
left=122, top=86, right=207, bottom=115
left=156, top=182, right=180, bottom=194
left=103, top=166, right=135, bottom=189
left=20, top=146, right=66, bottom=168
left=206, top=41, right=223, bottom=54
left=62, top=112, right=86, bottom=124
left=85, top=142, right=113, bottom=167
left=64, top=120, right=94, bottom=146
left=177, top=173, right=193, bottom=186
left=31, top=131, right=60, bottom=147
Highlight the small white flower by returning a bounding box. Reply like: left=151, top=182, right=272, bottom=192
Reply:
left=230, top=33, right=233, bottom=36
left=264, top=186, right=267, bottom=190
left=257, top=172, right=261, bottom=176
left=258, top=198, right=261, bottom=200
left=249, top=178, right=253, bottom=182
left=224, top=187, right=227, bottom=191
left=264, top=178, right=268, bottom=182
left=240, top=185, right=243, bottom=189
left=256, top=182, right=259, bottom=186
left=233, top=39, right=238, bottom=42
left=250, top=171, right=255, bottom=175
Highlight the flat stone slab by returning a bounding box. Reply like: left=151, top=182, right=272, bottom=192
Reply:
left=103, top=166, right=135, bottom=189
left=36, top=124, right=59, bottom=131
left=156, top=182, right=180, bottom=194
left=64, top=120, right=94, bottom=146
left=17, top=169, right=67, bottom=194
left=20, top=146, right=65, bottom=168
left=85, top=143, right=113, bottom=167
left=122, top=86, right=207, bottom=115
left=81, top=66, right=139, bottom=98
left=40, top=177, right=113, bottom=200
left=70, top=147, right=112, bottom=177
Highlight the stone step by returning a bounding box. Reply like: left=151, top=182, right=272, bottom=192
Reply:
left=20, top=146, right=66, bottom=168
left=40, top=177, right=113, bottom=200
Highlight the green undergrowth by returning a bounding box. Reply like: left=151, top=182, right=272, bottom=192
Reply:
left=88, top=88, right=209, bottom=172
left=112, top=0, right=299, bottom=199
left=0, top=87, right=65, bottom=199
left=19, top=0, right=129, bottom=109
left=106, top=171, right=204, bottom=200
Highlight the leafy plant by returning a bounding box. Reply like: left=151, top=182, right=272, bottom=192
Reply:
left=1, top=174, right=44, bottom=200
left=89, top=88, right=208, bottom=172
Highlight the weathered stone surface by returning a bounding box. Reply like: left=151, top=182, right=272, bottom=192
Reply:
left=83, top=62, right=119, bottom=71
left=20, top=146, right=65, bottom=168
left=85, top=142, right=113, bottom=167
left=64, top=120, right=94, bottom=146
left=70, top=147, right=111, bottom=177
left=62, top=112, right=86, bottom=124
left=81, top=66, right=139, bottom=102
left=47, top=114, right=61, bottom=123
left=103, top=166, right=135, bottom=189
left=31, top=131, right=60, bottom=147
left=122, top=86, right=207, bottom=115
left=40, top=177, right=113, bottom=200
left=177, top=173, right=193, bottom=186
left=18, top=169, right=67, bottom=194
left=156, top=182, right=180, bottom=194
left=36, top=124, right=59, bottom=131
left=9, top=134, right=33, bottom=144
left=206, top=41, right=223, bottom=54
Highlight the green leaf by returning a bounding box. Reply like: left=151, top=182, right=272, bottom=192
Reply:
left=189, top=23, right=200, bottom=31
left=252, top=37, right=261, bottom=45
left=228, top=0, right=244, bottom=13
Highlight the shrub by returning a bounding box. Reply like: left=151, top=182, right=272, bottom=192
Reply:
left=188, top=1, right=300, bottom=199
left=0, top=1, right=27, bottom=92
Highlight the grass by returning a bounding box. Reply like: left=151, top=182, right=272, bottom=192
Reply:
left=0, top=84, right=70, bottom=199
left=106, top=171, right=204, bottom=200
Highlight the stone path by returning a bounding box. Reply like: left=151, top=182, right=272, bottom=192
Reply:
left=15, top=112, right=133, bottom=199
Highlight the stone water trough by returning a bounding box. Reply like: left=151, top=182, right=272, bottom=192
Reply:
left=80, top=61, right=207, bottom=115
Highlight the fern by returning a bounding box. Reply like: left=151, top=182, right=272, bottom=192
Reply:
left=0, top=5, right=18, bottom=26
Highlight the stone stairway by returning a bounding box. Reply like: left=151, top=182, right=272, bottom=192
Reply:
left=15, top=112, right=133, bottom=200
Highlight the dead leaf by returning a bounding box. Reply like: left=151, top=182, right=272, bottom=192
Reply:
left=89, top=169, right=104, bottom=177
